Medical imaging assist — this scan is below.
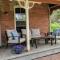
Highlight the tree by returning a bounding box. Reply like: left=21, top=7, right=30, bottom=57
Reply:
left=50, top=9, right=60, bottom=23
left=50, top=9, right=60, bottom=32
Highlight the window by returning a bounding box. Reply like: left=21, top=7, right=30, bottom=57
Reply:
left=14, top=6, right=26, bottom=32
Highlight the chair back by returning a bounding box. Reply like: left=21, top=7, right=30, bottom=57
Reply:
left=21, top=29, right=31, bottom=40
left=21, top=29, right=26, bottom=35
left=6, top=29, right=19, bottom=40
left=31, top=28, right=41, bottom=38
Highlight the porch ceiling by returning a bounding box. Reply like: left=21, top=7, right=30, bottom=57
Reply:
left=30, top=0, right=60, bottom=4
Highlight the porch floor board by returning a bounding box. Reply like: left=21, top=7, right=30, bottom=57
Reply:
left=0, top=40, right=60, bottom=60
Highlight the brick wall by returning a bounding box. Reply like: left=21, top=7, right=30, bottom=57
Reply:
left=29, top=4, right=49, bottom=33
left=0, top=0, right=14, bottom=45
left=0, top=1, right=49, bottom=45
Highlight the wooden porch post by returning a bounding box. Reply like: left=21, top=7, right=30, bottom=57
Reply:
left=17, top=0, right=30, bottom=51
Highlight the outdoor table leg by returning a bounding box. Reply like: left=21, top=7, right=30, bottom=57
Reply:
left=32, top=39, right=37, bottom=48
left=55, top=34, right=56, bottom=44
left=34, top=39, right=37, bottom=48
left=31, top=39, right=34, bottom=47
left=51, top=39, right=53, bottom=45
left=55, top=38, right=56, bottom=44
left=45, top=39, right=48, bottom=44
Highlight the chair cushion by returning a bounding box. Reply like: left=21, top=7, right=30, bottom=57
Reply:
left=11, top=30, right=20, bottom=40
left=6, top=29, right=20, bottom=40
left=21, top=29, right=26, bottom=35
left=21, top=29, right=31, bottom=40
left=11, top=32, right=15, bottom=40
left=6, top=29, right=25, bottom=43
left=8, top=39, right=18, bottom=43
left=6, top=30, right=14, bottom=37
left=12, top=30, right=19, bottom=36
left=31, top=28, right=41, bottom=38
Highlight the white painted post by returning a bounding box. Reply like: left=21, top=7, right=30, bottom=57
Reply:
left=16, top=0, right=42, bottom=51
left=25, top=0, right=30, bottom=51
left=16, top=0, right=30, bottom=51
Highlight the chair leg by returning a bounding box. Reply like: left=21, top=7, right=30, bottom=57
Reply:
left=51, top=39, right=53, bottom=45
left=6, top=43, right=8, bottom=48
left=6, top=40, right=9, bottom=48
left=55, top=35, right=56, bottom=44
left=34, top=39, right=37, bottom=48
left=45, top=39, right=48, bottom=44
left=31, top=39, right=34, bottom=47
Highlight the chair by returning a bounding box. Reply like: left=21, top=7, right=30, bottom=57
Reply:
left=46, top=32, right=56, bottom=45
left=31, top=28, right=41, bottom=38
left=54, top=29, right=60, bottom=40
left=31, top=28, right=45, bottom=48
left=21, top=28, right=45, bottom=48
left=21, top=29, right=31, bottom=40
left=6, top=29, right=25, bottom=47
left=21, top=29, right=35, bottom=47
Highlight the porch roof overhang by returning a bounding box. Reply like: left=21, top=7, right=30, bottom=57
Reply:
left=30, top=0, right=60, bottom=4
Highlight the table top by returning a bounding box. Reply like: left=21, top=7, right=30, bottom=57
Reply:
left=32, top=35, right=55, bottom=39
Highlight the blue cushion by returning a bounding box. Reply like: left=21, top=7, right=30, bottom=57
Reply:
left=11, top=31, right=20, bottom=40
left=11, top=32, right=15, bottom=40
left=12, top=31, right=19, bottom=36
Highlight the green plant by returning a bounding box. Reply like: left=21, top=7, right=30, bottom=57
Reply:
left=50, top=9, right=60, bottom=32
left=50, top=22, right=60, bottom=32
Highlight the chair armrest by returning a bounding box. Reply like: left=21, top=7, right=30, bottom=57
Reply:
left=40, top=32, right=46, bottom=37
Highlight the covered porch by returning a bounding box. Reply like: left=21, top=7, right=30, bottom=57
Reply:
left=0, top=0, right=60, bottom=60
left=0, top=40, right=60, bottom=60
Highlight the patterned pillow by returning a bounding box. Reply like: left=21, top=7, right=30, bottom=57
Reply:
left=11, top=31, right=20, bottom=40
left=11, top=32, right=15, bottom=40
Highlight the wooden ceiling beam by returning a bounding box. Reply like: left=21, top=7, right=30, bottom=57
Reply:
left=30, top=0, right=60, bottom=5
left=49, top=5, right=60, bottom=9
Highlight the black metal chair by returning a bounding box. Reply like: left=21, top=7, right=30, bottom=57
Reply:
left=45, top=32, right=56, bottom=45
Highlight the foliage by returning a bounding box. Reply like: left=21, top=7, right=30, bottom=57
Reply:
left=50, top=9, right=60, bottom=32
left=50, top=9, right=60, bottom=22
left=50, top=22, right=60, bottom=32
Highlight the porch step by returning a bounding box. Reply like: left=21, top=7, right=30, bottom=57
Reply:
left=5, top=45, right=60, bottom=60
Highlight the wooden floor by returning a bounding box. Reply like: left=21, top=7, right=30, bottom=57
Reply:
left=34, top=53, right=60, bottom=60
left=0, top=40, right=60, bottom=60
